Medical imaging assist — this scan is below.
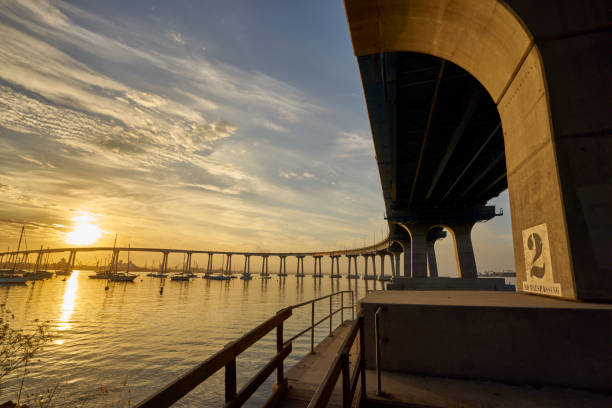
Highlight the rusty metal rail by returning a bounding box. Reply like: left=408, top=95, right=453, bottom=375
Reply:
left=306, top=314, right=366, bottom=408
left=135, top=307, right=292, bottom=408
left=286, top=290, right=355, bottom=353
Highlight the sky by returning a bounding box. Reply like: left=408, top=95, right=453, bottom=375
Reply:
left=0, top=0, right=515, bottom=274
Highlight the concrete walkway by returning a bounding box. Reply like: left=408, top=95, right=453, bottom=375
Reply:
left=279, top=320, right=612, bottom=408
left=279, top=323, right=359, bottom=407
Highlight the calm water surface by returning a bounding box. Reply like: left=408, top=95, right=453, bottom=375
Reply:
left=1, top=272, right=383, bottom=406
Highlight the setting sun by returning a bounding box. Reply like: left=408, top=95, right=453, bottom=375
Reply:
left=66, top=214, right=101, bottom=245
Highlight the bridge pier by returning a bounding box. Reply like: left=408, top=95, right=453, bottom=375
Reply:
left=205, top=253, right=212, bottom=276
left=450, top=223, right=477, bottom=278
left=243, top=254, right=251, bottom=276
left=346, top=255, right=359, bottom=279
left=426, top=241, right=438, bottom=278
left=223, top=254, right=233, bottom=276
left=393, top=251, right=400, bottom=278
left=296, top=256, right=305, bottom=277
left=313, top=256, right=323, bottom=278
left=400, top=242, right=411, bottom=277
left=278, top=256, right=288, bottom=277
left=261, top=255, right=270, bottom=277
left=330, top=255, right=341, bottom=278
left=426, top=228, right=446, bottom=278
left=185, top=252, right=192, bottom=274
left=34, top=247, right=43, bottom=271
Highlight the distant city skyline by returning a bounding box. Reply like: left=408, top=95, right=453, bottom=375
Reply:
left=0, top=0, right=514, bottom=275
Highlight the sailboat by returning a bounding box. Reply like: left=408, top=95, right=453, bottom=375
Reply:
left=147, top=261, right=168, bottom=278
left=0, top=227, right=29, bottom=284
left=89, top=235, right=118, bottom=279
left=109, top=243, right=137, bottom=282
left=23, top=246, right=53, bottom=280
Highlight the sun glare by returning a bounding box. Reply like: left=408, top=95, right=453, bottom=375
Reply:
left=66, top=214, right=101, bottom=245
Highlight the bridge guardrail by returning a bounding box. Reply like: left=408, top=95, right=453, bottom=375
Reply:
left=306, top=314, right=366, bottom=408
left=134, top=290, right=355, bottom=407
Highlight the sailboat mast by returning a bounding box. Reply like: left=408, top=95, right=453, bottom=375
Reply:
left=12, top=226, right=24, bottom=272
left=112, top=234, right=118, bottom=274
left=126, top=244, right=131, bottom=273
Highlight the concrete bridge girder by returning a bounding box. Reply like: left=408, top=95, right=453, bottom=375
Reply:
left=345, top=0, right=612, bottom=300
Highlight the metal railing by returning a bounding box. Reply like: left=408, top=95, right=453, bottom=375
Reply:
left=307, top=314, right=366, bottom=408
left=285, top=290, right=355, bottom=353
left=135, top=291, right=355, bottom=407
left=135, top=307, right=292, bottom=408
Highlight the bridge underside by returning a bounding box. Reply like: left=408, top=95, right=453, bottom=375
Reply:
left=359, top=51, right=506, bottom=217
left=359, top=51, right=505, bottom=278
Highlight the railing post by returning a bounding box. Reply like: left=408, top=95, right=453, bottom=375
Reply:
left=311, top=301, right=315, bottom=353
left=375, top=306, right=383, bottom=396
left=359, top=315, right=366, bottom=403
left=277, top=322, right=285, bottom=387
left=341, top=292, right=344, bottom=325
left=329, top=296, right=333, bottom=336
left=351, top=291, right=355, bottom=321
left=341, top=352, right=351, bottom=408
left=225, top=358, right=237, bottom=403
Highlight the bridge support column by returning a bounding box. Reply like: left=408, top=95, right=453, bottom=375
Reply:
left=410, top=226, right=429, bottom=278
left=34, top=247, right=43, bottom=271
left=296, top=256, right=305, bottom=277
left=427, top=241, right=439, bottom=278
left=394, top=252, right=401, bottom=277
left=278, top=256, right=287, bottom=276
left=379, top=253, right=386, bottom=277
left=224, top=254, right=233, bottom=275
left=371, top=254, right=377, bottom=277
left=402, top=243, right=411, bottom=277
left=363, top=255, right=369, bottom=278
left=162, top=252, right=169, bottom=274
left=185, top=253, right=192, bottom=274
left=206, top=253, right=212, bottom=275
left=450, top=223, right=477, bottom=279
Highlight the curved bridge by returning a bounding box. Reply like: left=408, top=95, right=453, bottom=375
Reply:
left=0, top=237, right=411, bottom=280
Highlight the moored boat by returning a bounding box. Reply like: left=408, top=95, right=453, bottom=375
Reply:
left=1, top=227, right=29, bottom=284
left=109, top=273, right=137, bottom=282
left=0, top=275, right=28, bottom=284
left=23, top=270, right=53, bottom=280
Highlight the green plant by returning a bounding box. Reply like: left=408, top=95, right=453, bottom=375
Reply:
left=0, top=304, right=53, bottom=402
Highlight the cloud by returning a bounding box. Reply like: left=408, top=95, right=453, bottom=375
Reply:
left=278, top=170, right=317, bottom=183
left=181, top=183, right=241, bottom=195
left=166, top=31, right=185, bottom=45
left=335, top=131, right=373, bottom=155
left=0, top=0, right=391, bottom=254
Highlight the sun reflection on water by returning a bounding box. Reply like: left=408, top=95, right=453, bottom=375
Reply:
left=56, top=271, right=79, bottom=341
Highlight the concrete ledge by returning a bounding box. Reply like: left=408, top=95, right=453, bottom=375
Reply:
left=387, top=277, right=515, bottom=291
left=359, top=291, right=612, bottom=391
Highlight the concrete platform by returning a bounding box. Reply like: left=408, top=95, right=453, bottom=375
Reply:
left=359, top=291, right=612, bottom=392
left=387, top=277, right=514, bottom=291
left=280, top=323, right=359, bottom=408
left=367, top=370, right=612, bottom=408
left=279, top=317, right=612, bottom=408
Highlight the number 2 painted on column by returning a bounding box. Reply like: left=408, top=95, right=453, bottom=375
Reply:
left=528, top=232, right=545, bottom=278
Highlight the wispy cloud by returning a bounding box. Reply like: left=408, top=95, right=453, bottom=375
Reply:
left=166, top=30, right=185, bottom=45
left=0, top=0, right=388, bottom=254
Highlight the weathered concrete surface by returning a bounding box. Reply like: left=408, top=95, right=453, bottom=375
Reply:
left=279, top=313, right=612, bottom=407
left=279, top=323, right=359, bottom=408
left=345, top=0, right=612, bottom=301
left=387, top=277, right=514, bottom=291
left=359, top=291, right=612, bottom=391
left=367, top=370, right=612, bottom=408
